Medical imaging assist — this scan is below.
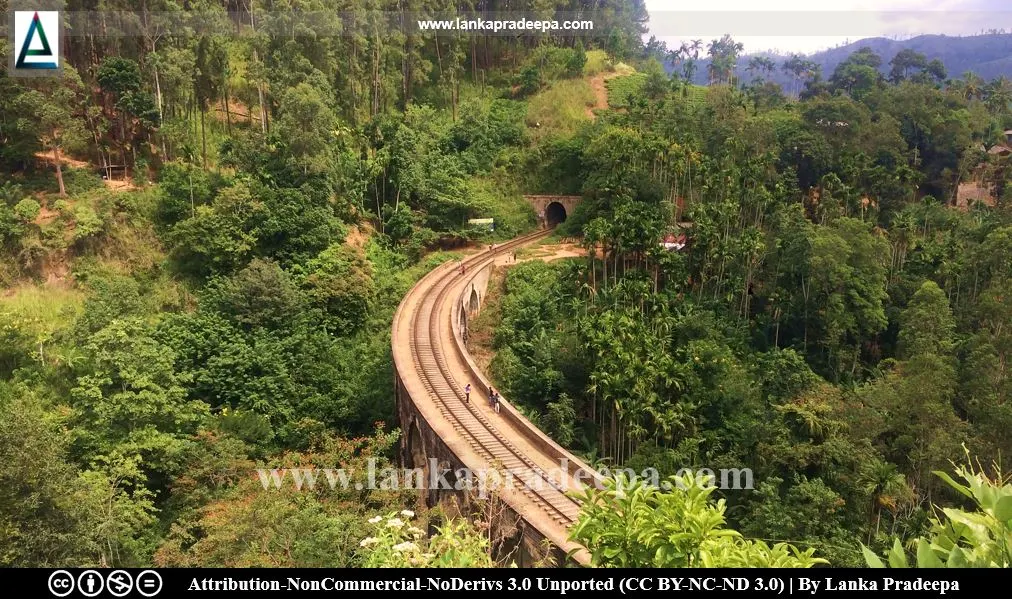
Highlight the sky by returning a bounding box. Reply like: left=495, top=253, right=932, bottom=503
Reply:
left=643, top=0, right=1011, bottom=55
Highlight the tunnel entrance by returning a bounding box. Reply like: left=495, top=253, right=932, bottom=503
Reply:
left=545, top=202, right=567, bottom=227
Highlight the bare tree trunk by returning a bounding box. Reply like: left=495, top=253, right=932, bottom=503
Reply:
left=250, top=1, right=267, bottom=134
left=470, top=35, right=477, bottom=81
left=224, top=92, right=232, bottom=134
left=200, top=109, right=207, bottom=170
left=371, top=42, right=381, bottom=116
left=450, top=67, right=458, bottom=121
left=153, top=65, right=164, bottom=117
left=53, top=143, right=66, bottom=196
left=83, top=105, right=110, bottom=180
left=119, top=113, right=128, bottom=171
left=154, top=67, right=168, bottom=158
left=402, top=35, right=411, bottom=107
left=434, top=31, right=443, bottom=78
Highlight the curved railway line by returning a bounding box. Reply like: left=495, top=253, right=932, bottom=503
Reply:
left=392, top=230, right=598, bottom=565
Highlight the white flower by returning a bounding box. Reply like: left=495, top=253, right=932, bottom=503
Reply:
left=368, top=516, right=383, bottom=524
left=386, top=517, right=405, bottom=529
left=407, top=526, right=425, bottom=539
left=400, top=509, right=415, bottom=518
left=359, top=537, right=379, bottom=547
left=392, top=541, right=418, bottom=552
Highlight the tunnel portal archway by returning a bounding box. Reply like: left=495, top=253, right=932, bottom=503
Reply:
left=545, top=202, right=567, bottom=227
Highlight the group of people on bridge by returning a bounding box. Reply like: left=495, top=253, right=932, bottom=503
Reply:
left=458, top=242, right=517, bottom=415
left=463, top=383, right=500, bottom=413
left=457, top=247, right=517, bottom=276
left=486, top=244, right=518, bottom=263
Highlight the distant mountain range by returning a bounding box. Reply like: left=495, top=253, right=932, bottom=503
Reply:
left=669, top=33, right=1012, bottom=87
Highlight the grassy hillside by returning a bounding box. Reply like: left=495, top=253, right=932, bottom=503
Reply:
left=526, top=79, right=597, bottom=140
left=525, top=50, right=632, bottom=140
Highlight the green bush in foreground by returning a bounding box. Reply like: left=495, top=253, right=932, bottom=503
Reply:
left=570, top=473, right=828, bottom=567
left=359, top=511, right=495, bottom=568
left=862, top=455, right=1012, bottom=568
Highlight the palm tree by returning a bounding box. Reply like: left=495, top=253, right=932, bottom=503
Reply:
left=707, top=35, right=744, bottom=86
left=985, top=75, right=1012, bottom=115
left=674, top=42, right=689, bottom=67
left=961, top=71, right=985, bottom=101
left=746, top=56, right=763, bottom=82
left=690, top=39, right=703, bottom=59
left=682, top=58, right=698, bottom=86
left=706, top=42, right=721, bottom=85
left=678, top=40, right=703, bottom=87
left=783, top=54, right=806, bottom=97
left=745, top=56, right=778, bottom=91
left=667, top=47, right=683, bottom=78
left=859, top=460, right=912, bottom=544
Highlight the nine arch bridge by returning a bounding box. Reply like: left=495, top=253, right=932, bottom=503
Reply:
left=391, top=230, right=600, bottom=566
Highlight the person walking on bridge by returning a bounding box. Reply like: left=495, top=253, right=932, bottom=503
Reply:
left=464, top=383, right=471, bottom=404
left=492, top=390, right=501, bottom=414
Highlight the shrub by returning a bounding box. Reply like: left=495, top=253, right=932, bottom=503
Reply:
left=570, top=473, right=828, bottom=567
left=862, top=455, right=1012, bottom=568
left=359, top=511, right=494, bottom=568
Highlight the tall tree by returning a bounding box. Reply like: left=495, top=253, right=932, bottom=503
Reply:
left=706, top=34, right=744, bottom=86
left=829, top=48, right=883, bottom=100
left=193, top=36, right=228, bottom=169
left=888, top=49, right=927, bottom=84
left=985, top=75, right=1012, bottom=116
left=96, top=57, right=159, bottom=173
left=27, top=67, right=88, bottom=196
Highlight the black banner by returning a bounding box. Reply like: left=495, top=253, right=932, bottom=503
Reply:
left=18, top=568, right=998, bottom=597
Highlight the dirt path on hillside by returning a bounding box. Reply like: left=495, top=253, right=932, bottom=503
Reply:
left=34, top=151, right=89, bottom=169
left=586, top=71, right=625, bottom=118
left=508, top=241, right=586, bottom=263
left=33, top=151, right=137, bottom=192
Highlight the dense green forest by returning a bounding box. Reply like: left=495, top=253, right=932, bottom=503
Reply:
left=2, top=0, right=1011, bottom=568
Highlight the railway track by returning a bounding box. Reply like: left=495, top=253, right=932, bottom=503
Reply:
left=392, top=230, right=594, bottom=564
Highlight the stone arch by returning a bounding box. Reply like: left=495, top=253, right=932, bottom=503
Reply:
left=468, top=286, right=480, bottom=314
left=407, top=419, right=426, bottom=471
left=545, top=201, right=567, bottom=226
left=523, top=195, right=581, bottom=229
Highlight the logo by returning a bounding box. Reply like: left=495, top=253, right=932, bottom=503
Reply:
left=106, top=570, right=134, bottom=598
left=77, top=570, right=104, bottom=598
left=136, top=570, right=163, bottom=597
left=13, top=11, right=59, bottom=71
left=47, top=570, right=74, bottom=598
